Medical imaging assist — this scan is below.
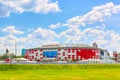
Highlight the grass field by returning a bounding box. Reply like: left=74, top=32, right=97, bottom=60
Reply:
left=0, top=64, right=120, bottom=80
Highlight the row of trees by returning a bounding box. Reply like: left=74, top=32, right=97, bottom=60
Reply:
left=0, top=49, right=16, bottom=60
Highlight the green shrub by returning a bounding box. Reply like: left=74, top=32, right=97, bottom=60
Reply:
left=0, top=64, right=120, bottom=71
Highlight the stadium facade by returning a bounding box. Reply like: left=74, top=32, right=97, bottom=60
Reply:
left=22, top=43, right=110, bottom=61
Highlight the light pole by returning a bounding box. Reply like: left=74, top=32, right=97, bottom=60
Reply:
left=15, top=42, right=17, bottom=62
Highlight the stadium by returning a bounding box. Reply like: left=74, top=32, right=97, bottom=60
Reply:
left=22, top=43, right=110, bottom=62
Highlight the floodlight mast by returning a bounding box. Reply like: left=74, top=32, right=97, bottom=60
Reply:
left=15, top=42, right=17, bottom=62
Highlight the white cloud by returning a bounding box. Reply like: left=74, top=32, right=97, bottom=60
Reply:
left=83, top=28, right=106, bottom=39
left=49, top=23, right=61, bottom=29
left=2, top=26, right=24, bottom=35
left=59, top=25, right=120, bottom=54
left=27, top=27, right=58, bottom=44
left=83, top=28, right=120, bottom=53
left=60, top=27, right=87, bottom=43
left=0, top=34, right=27, bottom=55
left=1, top=2, right=120, bottom=56
left=33, top=0, right=61, bottom=13
left=95, top=23, right=106, bottom=29
left=27, top=28, right=34, bottom=32
left=0, top=26, right=26, bottom=55
left=0, top=0, right=61, bottom=17
left=1, top=25, right=120, bottom=55
left=51, top=2, right=120, bottom=54
left=107, top=31, right=120, bottom=50
left=24, top=27, right=60, bottom=48
left=60, top=27, right=106, bottom=44
left=94, top=39, right=108, bottom=45
left=67, top=2, right=120, bottom=28
left=50, top=2, right=120, bottom=30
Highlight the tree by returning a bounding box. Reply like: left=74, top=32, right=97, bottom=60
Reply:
left=6, top=48, right=9, bottom=55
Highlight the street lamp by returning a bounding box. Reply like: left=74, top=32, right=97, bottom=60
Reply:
left=15, top=42, right=17, bottom=62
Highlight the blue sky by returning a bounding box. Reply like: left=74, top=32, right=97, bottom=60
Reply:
left=0, top=0, right=120, bottom=56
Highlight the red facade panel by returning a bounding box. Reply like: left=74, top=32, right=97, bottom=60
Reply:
left=72, top=55, right=75, bottom=60
left=68, top=50, right=70, bottom=53
left=113, top=53, right=118, bottom=57
left=58, top=57, right=60, bottom=60
left=36, top=53, right=38, bottom=56
left=76, top=49, right=97, bottom=60
left=64, top=48, right=67, bottom=51
left=65, top=57, right=67, bottom=60
left=58, top=53, right=60, bottom=55
left=72, top=49, right=74, bottom=53
left=40, top=58, right=42, bottom=59
left=68, top=55, right=70, bottom=59
left=58, top=49, right=61, bottom=51
left=63, top=52, right=65, bottom=56
left=25, top=47, right=102, bottom=61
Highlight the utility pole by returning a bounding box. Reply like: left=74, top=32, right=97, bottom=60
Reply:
left=15, top=42, right=17, bottom=62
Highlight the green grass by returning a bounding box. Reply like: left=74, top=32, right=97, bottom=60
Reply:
left=0, top=64, right=120, bottom=80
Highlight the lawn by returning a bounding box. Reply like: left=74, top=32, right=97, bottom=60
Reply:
left=0, top=64, right=120, bottom=80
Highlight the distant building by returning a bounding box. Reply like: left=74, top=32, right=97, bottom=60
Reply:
left=21, top=49, right=27, bottom=56
left=92, top=42, right=98, bottom=49
left=23, top=43, right=109, bottom=61
left=113, top=51, right=120, bottom=61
